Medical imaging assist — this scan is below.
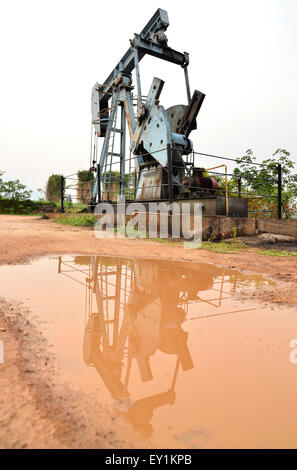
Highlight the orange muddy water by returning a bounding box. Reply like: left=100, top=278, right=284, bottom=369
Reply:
left=0, top=256, right=296, bottom=449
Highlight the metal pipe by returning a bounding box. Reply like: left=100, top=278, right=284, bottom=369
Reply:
left=120, top=105, right=126, bottom=199
left=278, top=163, right=282, bottom=220
left=134, top=46, right=143, bottom=111
left=60, top=175, right=64, bottom=213
left=167, top=143, right=173, bottom=205
left=183, top=66, right=191, bottom=104
left=123, top=89, right=136, bottom=138
left=238, top=176, right=242, bottom=198
left=97, top=164, right=101, bottom=204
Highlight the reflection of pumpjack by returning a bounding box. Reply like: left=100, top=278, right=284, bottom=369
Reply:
left=83, top=309, right=186, bottom=438
left=119, top=360, right=179, bottom=439
left=81, top=257, right=223, bottom=438
left=58, top=255, right=254, bottom=438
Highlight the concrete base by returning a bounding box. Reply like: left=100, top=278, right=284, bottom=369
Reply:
left=192, top=217, right=297, bottom=240
left=202, top=216, right=256, bottom=240
left=256, top=219, right=297, bottom=238
left=95, top=211, right=258, bottom=241
left=101, top=196, right=247, bottom=218
left=92, top=203, right=297, bottom=240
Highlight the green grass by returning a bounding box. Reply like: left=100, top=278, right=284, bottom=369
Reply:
left=114, top=228, right=248, bottom=252
left=1, top=211, right=43, bottom=216
left=114, top=225, right=149, bottom=239
left=200, top=241, right=247, bottom=254
left=150, top=238, right=247, bottom=253
left=150, top=237, right=183, bottom=246
left=0, top=198, right=57, bottom=215
left=55, top=214, right=97, bottom=227
left=258, top=248, right=297, bottom=257
left=149, top=237, right=297, bottom=257
left=151, top=239, right=296, bottom=258
left=145, top=236, right=247, bottom=253
left=60, top=202, right=88, bottom=213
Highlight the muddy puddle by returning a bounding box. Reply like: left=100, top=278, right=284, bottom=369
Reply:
left=0, top=255, right=297, bottom=448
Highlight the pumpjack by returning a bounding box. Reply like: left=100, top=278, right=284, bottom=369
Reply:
left=90, top=8, right=217, bottom=206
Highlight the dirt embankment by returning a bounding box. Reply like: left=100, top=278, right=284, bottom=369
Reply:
left=0, top=216, right=153, bottom=448
left=0, top=215, right=296, bottom=449
left=0, top=298, right=146, bottom=449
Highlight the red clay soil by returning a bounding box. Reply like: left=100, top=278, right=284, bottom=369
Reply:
left=0, top=215, right=296, bottom=300
left=0, top=215, right=296, bottom=449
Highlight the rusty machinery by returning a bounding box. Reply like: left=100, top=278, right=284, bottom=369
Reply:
left=89, top=8, right=217, bottom=206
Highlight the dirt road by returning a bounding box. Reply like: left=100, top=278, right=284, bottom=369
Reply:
left=1, top=215, right=297, bottom=282
left=0, top=215, right=296, bottom=449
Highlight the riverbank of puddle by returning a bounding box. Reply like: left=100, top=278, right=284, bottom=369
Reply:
left=0, top=255, right=296, bottom=448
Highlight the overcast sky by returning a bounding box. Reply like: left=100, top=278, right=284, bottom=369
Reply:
left=0, top=0, right=296, bottom=195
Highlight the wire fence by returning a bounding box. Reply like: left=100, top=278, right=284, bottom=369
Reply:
left=60, top=145, right=291, bottom=219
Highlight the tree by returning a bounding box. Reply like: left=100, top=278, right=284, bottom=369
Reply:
left=231, top=149, right=297, bottom=218
left=37, top=187, right=46, bottom=201
left=0, top=171, right=5, bottom=196
left=0, top=171, right=32, bottom=200
left=46, top=174, right=62, bottom=202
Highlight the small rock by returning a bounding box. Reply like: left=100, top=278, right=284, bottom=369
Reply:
left=258, top=233, right=297, bottom=243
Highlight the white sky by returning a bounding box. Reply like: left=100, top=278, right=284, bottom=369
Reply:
left=0, top=0, right=296, bottom=196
